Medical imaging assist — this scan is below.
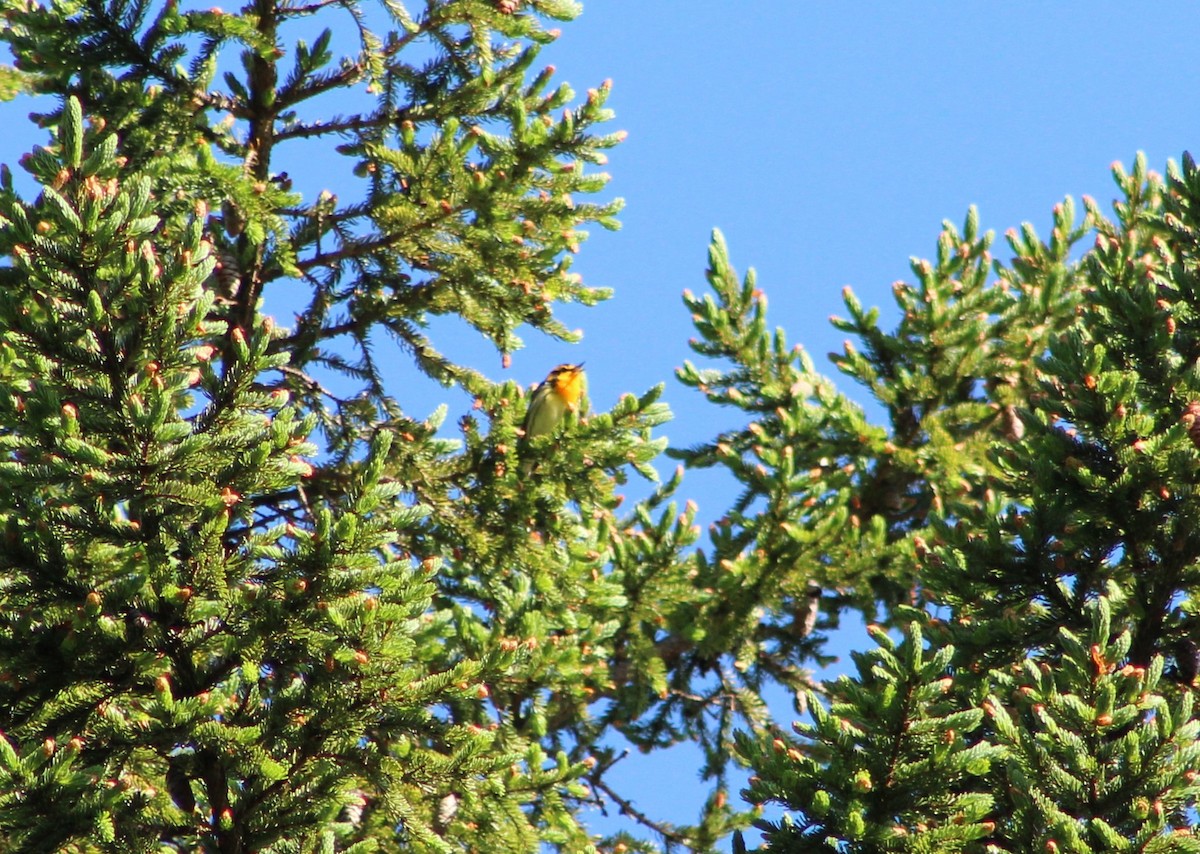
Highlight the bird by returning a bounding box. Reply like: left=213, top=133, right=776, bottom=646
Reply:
left=520, top=363, right=586, bottom=474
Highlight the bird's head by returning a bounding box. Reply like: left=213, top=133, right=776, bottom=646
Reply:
left=547, top=363, right=586, bottom=409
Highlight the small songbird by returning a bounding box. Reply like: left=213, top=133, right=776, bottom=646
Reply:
left=520, top=363, right=586, bottom=473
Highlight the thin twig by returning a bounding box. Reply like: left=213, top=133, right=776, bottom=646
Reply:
left=589, top=775, right=692, bottom=848
left=279, top=364, right=347, bottom=405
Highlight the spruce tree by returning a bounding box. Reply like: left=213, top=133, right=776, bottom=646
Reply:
left=697, top=155, right=1200, bottom=851
left=0, top=1, right=680, bottom=851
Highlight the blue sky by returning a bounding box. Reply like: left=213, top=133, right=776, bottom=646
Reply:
left=6, top=1, right=1200, bottom=848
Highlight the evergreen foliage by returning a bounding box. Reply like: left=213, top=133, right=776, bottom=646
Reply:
left=710, top=154, right=1200, bottom=851
left=0, top=1, right=674, bottom=850
left=3, top=0, right=1200, bottom=852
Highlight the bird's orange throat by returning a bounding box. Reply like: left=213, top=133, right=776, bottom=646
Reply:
left=554, top=367, right=586, bottom=410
